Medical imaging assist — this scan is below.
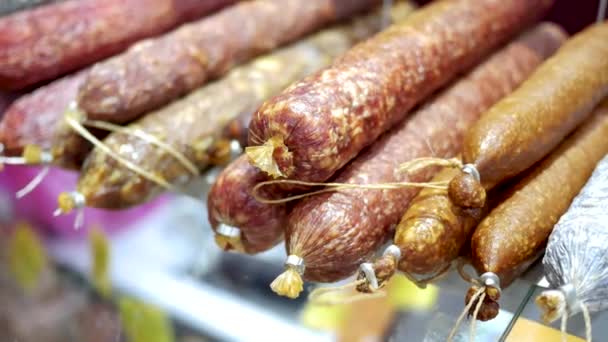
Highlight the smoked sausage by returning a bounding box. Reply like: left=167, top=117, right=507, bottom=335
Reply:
left=269, top=23, right=566, bottom=298
left=206, top=3, right=417, bottom=253
left=0, top=0, right=236, bottom=90
left=447, top=22, right=608, bottom=209
left=62, top=6, right=401, bottom=211
left=0, top=70, right=90, bottom=169
left=466, top=100, right=608, bottom=321
left=77, top=0, right=381, bottom=123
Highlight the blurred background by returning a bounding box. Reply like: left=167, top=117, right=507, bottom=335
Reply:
left=0, top=1, right=604, bottom=341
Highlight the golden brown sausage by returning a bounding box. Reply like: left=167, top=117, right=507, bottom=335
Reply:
left=466, top=99, right=608, bottom=321
left=448, top=23, right=608, bottom=209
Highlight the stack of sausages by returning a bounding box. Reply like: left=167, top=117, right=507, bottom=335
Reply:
left=3, top=0, right=608, bottom=331
left=208, top=0, right=608, bottom=326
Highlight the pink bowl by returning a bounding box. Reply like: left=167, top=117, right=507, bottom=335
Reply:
left=0, top=165, right=168, bottom=238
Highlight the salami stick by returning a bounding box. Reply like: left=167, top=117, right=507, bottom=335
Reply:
left=77, top=0, right=380, bottom=124
left=434, top=22, right=608, bottom=210
left=269, top=23, right=566, bottom=299
left=56, top=6, right=402, bottom=212
left=0, top=70, right=90, bottom=170
left=206, top=3, right=417, bottom=254
left=0, top=0, right=235, bottom=90
left=464, top=100, right=608, bottom=322
left=246, top=0, right=553, bottom=181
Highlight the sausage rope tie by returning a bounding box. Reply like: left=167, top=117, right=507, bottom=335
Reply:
left=251, top=179, right=449, bottom=204
left=0, top=143, right=54, bottom=166
left=15, top=166, right=50, bottom=199
left=271, top=254, right=306, bottom=298
left=53, top=191, right=86, bottom=229
left=62, top=103, right=176, bottom=192
left=449, top=264, right=502, bottom=341
left=447, top=286, right=486, bottom=342
left=81, top=116, right=199, bottom=176
left=64, top=100, right=199, bottom=176
left=307, top=247, right=399, bottom=305
left=448, top=272, right=501, bottom=342
left=398, top=156, right=481, bottom=183
left=0, top=143, right=55, bottom=199
left=214, top=223, right=246, bottom=253
left=536, top=285, right=593, bottom=342
left=360, top=263, right=379, bottom=290
left=358, top=244, right=402, bottom=292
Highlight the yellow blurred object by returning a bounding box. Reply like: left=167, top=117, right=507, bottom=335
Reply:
left=506, top=317, right=584, bottom=342
left=119, top=297, right=175, bottom=342
left=386, top=273, right=439, bottom=311
left=89, top=226, right=111, bottom=298
left=300, top=291, right=349, bottom=331
left=7, top=222, right=48, bottom=292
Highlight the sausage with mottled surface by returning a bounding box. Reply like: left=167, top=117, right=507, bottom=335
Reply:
left=66, top=6, right=398, bottom=211
left=206, top=3, right=417, bottom=253
left=0, top=70, right=90, bottom=169
left=0, top=0, right=235, bottom=90
left=77, top=0, right=381, bottom=123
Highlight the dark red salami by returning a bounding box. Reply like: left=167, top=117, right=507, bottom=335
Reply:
left=0, top=70, right=89, bottom=169
left=77, top=0, right=381, bottom=124
left=0, top=0, right=235, bottom=90
left=205, top=3, right=417, bottom=254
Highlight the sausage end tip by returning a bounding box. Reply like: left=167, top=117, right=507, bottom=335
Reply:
left=448, top=173, right=486, bottom=209
left=270, top=268, right=303, bottom=299
left=245, top=136, right=291, bottom=178
left=535, top=290, right=566, bottom=324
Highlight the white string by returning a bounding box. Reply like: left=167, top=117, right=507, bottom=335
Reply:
left=447, top=286, right=485, bottom=341
left=64, top=112, right=175, bottom=191
left=74, top=208, right=84, bottom=230
left=470, top=292, right=486, bottom=342
left=0, top=156, right=28, bottom=164
left=15, top=166, right=50, bottom=199
left=561, top=311, right=568, bottom=342
left=581, top=303, right=592, bottom=342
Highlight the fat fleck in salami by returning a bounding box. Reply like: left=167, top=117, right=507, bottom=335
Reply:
left=77, top=0, right=381, bottom=124
left=0, top=70, right=90, bottom=169
left=466, top=100, right=608, bottom=321
left=447, top=22, right=608, bottom=210
left=0, top=0, right=235, bottom=90
left=206, top=3, right=417, bottom=254
left=65, top=7, right=397, bottom=211
left=247, top=0, right=553, bottom=181
left=270, top=23, right=566, bottom=299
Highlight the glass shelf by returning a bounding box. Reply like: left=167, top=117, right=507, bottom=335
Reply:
left=41, top=188, right=562, bottom=342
